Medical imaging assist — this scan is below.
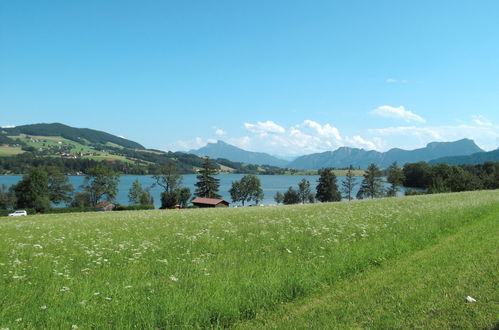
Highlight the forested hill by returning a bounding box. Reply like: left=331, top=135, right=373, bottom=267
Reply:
left=429, top=148, right=499, bottom=165
left=1, top=123, right=144, bottom=149
left=0, top=123, right=283, bottom=175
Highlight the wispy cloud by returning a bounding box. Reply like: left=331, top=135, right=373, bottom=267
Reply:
left=369, top=121, right=499, bottom=151
left=1, top=125, right=16, bottom=128
left=371, top=105, right=426, bottom=123
left=237, top=120, right=380, bottom=156
left=386, top=78, right=408, bottom=84
left=215, top=128, right=226, bottom=137
left=472, top=115, right=493, bottom=127
left=244, top=121, right=285, bottom=136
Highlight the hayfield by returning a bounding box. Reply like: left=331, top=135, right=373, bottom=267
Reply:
left=1, top=191, right=498, bottom=328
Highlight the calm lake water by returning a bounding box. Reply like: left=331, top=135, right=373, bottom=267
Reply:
left=0, top=174, right=408, bottom=208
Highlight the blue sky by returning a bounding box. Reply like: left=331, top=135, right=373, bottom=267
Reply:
left=1, top=1, right=498, bottom=157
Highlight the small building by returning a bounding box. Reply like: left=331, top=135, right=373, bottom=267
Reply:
left=191, top=197, right=229, bottom=208
left=96, top=201, right=116, bottom=212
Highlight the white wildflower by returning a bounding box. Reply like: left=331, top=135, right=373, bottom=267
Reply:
left=285, top=248, right=292, bottom=254
left=169, top=275, right=178, bottom=282
left=40, top=305, right=47, bottom=310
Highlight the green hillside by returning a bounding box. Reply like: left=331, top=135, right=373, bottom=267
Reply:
left=1, top=123, right=144, bottom=149
left=0, top=191, right=497, bottom=328
left=430, top=148, right=499, bottom=165
left=0, top=124, right=283, bottom=175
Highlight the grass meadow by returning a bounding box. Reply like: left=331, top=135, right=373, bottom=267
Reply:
left=1, top=191, right=498, bottom=328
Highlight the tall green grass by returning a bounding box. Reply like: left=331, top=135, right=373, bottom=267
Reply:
left=1, top=191, right=498, bottom=328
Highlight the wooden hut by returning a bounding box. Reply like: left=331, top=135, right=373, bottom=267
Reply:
left=191, top=197, right=229, bottom=208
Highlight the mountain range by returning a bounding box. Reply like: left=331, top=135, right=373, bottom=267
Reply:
left=189, top=140, right=289, bottom=167
left=1, top=123, right=493, bottom=171
left=287, top=139, right=484, bottom=169
left=189, top=138, right=486, bottom=169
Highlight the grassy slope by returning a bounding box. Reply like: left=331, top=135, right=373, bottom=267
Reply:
left=239, top=203, right=499, bottom=329
left=3, top=134, right=135, bottom=163
left=0, top=191, right=498, bottom=328
left=0, top=146, right=24, bottom=156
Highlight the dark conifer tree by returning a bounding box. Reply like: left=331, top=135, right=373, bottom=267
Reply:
left=195, top=157, right=221, bottom=199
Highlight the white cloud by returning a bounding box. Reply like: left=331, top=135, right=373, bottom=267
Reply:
left=244, top=121, right=285, bottom=136
left=302, top=120, right=342, bottom=140
left=117, top=135, right=126, bottom=139
left=1, top=125, right=15, bottom=128
left=168, top=137, right=208, bottom=151
left=370, top=126, right=442, bottom=139
left=345, top=136, right=377, bottom=150
left=371, top=105, right=425, bottom=123
left=369, top=123, right=499, bottom=151
left=238, top=120, right=380, bottom=156
left=215, top=128, right=226, bottom=137
left=472, top=115, right=493, bottom=127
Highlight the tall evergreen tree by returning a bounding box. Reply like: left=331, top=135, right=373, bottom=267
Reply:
left=386, top=162, right=405, bottom=197
left=195, top=157, right=221, bottom=199
left=357, top=163, right=384, bottom=199
left=341, top=165, right=358, bottom=201
left=315, top=168, right=341, bottom=202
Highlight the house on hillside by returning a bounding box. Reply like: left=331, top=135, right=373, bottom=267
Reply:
left=96, top=201, right=115, bottom=212
left=191, top=197, right=229, bottom=208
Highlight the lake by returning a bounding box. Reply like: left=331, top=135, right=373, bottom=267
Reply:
left=0, top=174, right=409, bottom=208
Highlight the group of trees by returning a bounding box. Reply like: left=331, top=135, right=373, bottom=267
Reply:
left=3, top=157, right=499, bottom=213
left=0, top=164, right=125, bottom=213
left=0, top=156, right=227, bottom=213
left=274, top=168, right=342, bottom=205
left=272, top=163, right=406, bottom=205
left=402, top=161, right=499, bottom=192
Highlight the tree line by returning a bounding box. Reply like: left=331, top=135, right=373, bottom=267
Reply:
left=2, top=159, right=498, bottom=214
left=272, top=164, right=398, bottom=205
left=0, top=150, right=282, bottom=175
left=272, top=160, right=499, bottom=205
left=0, top=157, right=226, bottom=213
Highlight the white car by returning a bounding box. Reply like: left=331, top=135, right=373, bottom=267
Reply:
left=8, top=210, right=27, bottom=217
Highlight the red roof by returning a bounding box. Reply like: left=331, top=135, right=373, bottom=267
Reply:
left=191, top=197, right=229, bottom=206
left=96, top=201, right=114, bottom=208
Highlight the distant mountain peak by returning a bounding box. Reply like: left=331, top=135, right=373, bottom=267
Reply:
left=288, top=139, right=484, bottom=170
left=189, top=141, right=289, bottom=167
